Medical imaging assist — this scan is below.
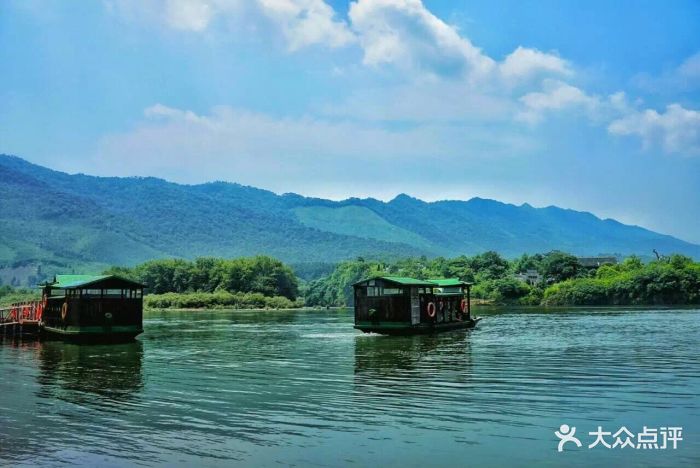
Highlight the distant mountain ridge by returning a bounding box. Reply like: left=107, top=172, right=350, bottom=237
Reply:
left=1, top=154, right=698, bottom=285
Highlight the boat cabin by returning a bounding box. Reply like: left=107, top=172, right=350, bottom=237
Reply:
left=39, top=275, right=145, bottom=340
left=353, top=276, right=475, bottom=335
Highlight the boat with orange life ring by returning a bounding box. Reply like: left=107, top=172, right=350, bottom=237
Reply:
left=427, top=301, right=436, bottom=318
left=353, top=276, right=481, bottom=335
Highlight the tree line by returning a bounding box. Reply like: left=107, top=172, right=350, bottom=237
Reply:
left=104, top=256, right=299, bottom=300
left=4, top=251, right=697, bottom=309
left=303, top=251, right=700, bottom=307
left=543, top=255, right=700, bottom=305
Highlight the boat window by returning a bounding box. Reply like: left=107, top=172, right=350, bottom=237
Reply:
left=382, top=288, right=403, bottom=295
left=367, top=286, right=378, bottom=297
left=83, top=289, right=102, bottom=296
left=368, top=280, right=376, bottom=286
left=134, top=289, right=143, bottom=298
left=104, top=289, right=123, bottom=297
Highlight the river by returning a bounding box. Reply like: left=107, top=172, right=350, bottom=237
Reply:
left=1, top=307, right=699, bottom=467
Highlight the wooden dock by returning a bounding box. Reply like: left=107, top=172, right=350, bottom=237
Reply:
left=0, top=302, right=43, bottom=336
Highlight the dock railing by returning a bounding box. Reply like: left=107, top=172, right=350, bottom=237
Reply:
left=0, top=301, right=43, bottom=325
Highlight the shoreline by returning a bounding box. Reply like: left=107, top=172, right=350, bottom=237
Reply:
left=144, top=303, right=700, bottom=312
left=144, top=305, right=348, bottom=312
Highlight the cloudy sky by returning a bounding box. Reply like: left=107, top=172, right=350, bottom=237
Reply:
left=1, top=0, right=699, bottom=242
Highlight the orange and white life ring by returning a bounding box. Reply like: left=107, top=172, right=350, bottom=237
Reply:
left=61, top=302, right=68, bottom=321
left=427, top=302, right=436, bottom=318
left=460, top=298, right=467, bottom=313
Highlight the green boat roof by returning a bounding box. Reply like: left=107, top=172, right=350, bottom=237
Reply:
left=429, top=278, right=472, bottom=287
left=41, top=274, right=145, bottom=289
left=354, top=276, right=433, bottom=286
left=354, top=276, right=472, bottom=287
left=379, top=276, right=435, bottom=286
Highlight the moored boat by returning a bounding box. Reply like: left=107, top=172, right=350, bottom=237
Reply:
left=39, top=275, right=145, bottom=341
left=353, top=276, right=480, bottom=335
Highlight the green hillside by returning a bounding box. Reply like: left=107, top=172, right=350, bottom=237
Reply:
left=1, top=154, right=698, bottom=286
left=293, top=205, right=440, bottom=252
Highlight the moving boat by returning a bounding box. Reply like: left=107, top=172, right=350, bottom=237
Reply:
left=353, top=276, right=480, bottom=335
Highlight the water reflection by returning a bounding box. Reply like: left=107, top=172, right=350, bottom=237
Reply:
left=1, top=309, right=699, bottom=466
left=36, top=339, right=144, bottom=405
left=354, top=331, right=473, bottom=376
left=352, top=331, right=477, bottom=433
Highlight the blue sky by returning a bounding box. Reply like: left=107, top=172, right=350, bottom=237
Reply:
left=1, top=0, right=699, bottom=243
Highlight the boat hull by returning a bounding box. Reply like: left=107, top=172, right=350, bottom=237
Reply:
left=354, top=317, right=481, bottom=335
left=41, top=325, right=143, bottom=342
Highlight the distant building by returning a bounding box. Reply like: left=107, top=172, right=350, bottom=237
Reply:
left=577, top=256, right=618, bottom=268
left=514, top=269, right=542, bottom=285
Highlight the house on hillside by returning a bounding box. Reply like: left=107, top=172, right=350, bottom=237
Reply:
left=514, top=269, right=542, bottom=285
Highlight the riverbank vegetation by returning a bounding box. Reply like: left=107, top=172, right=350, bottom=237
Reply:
left=304, top=252, right=700, bottom=307
left=144, top=291, right=303, bottom=309
left=105, top=251, right=700, bottom=308
left=543, top=255, right=700, bottom=305
left=103, top=256, right=300, bottom=309
left=4, top=251, right=697, bottom=309
left=105, top=256, right=298, bottom=299
left=0, top=285, right=39, bottom=306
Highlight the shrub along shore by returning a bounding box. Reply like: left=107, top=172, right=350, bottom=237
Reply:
left=144, top=291, right=304, bottom=310
left=303, top=252, right=700, bottom=307
left=2, top=252, right=698, bottom=309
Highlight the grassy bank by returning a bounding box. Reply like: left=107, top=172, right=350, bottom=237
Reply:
left=0, top=286, right=39, bottom=307
left=543, top=256, right=700, bottom=306
left=144, top=291, right=304, bottom=310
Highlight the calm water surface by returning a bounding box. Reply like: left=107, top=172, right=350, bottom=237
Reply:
left=1, top=307, right=699, bottom=467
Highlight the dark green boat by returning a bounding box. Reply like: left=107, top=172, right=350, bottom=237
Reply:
left=353, top=276, right=480, bottom=335
left=39, top=275, right=145, bottom=341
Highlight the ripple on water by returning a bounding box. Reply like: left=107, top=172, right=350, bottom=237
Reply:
left=1, top=308, right=699, bottom=466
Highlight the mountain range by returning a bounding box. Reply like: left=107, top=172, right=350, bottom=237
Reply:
left=1, top=154, right=698, bottom=285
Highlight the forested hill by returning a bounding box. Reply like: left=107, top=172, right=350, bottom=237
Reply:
left=1, top=154, right=699, bottom=285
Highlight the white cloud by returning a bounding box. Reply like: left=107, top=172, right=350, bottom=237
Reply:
left=111, top=0, right=577, bottom=88
left=677, top=52, right=700, bottom=82
left=517, top=80, right=601, bottom=124
left=109, top=0, right=354, bottom=49
left=348, top=0, right=494, bottom=79
left=347, top=0, right=571, bottom=86
left=164, top=0, right=214, bottom=31
left=608, top=104, right=700, bottom=156
left=258, top=0, right=355, bottom=50
left=106, top=1, right=699, bottom=158
left=319, top=80, right=516, bottom=123
left=634, top=51, right=700, bottom=93
left=499, top=46, right=571, bottom=83
left=95, top=104, right=538, bottom=187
